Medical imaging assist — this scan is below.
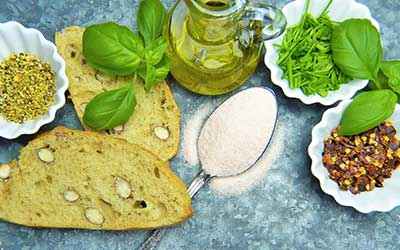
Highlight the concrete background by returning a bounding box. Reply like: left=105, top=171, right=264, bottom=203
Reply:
left=0, top=0, right=399, bottom=249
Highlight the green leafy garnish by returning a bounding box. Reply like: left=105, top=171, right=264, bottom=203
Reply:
left=81, top=0, right=169, bottom=130
left=82, top=0, right=169, bottom=88
left=140, top=37, right=170, bottom=89
left=137, top=0, right=166, bottom=46
left=138, top=56, right=170, bottom=91
left=331, top=19, right=382, bottom=82
left=328, top=18, right=400, bottom=101
left=381, top=60, right=400, bottom=94
left=339, top=90, right=397, bottom=136
left=144, top=37, right=168, bottom=65
left=83, top=22, right=143, bottom=76
left=328, top=19, right=400, bottom=136
left=83, top=84, right=136, bottom=131
left=277, top=0, right=351, bottom=97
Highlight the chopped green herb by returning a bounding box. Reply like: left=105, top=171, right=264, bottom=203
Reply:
left=0, top=53, right=56, bottom=123
left=276, top=0, right=352, bottom=97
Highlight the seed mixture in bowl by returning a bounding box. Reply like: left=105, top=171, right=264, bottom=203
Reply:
left=0, top=53, right=56, bottom=123
left=323, top=122, right=400, bottom=194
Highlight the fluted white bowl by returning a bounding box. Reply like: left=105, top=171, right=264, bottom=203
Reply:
left=0, top=21, right=68, bottom=139
left=309, top=100, right=400, bottom=213
left=264, top=0, right=379, bottom=105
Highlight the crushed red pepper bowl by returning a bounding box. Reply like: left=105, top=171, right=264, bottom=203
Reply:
left=308, top=100, right=400, bottom=213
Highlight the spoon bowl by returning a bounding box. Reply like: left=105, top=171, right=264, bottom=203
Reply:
left=198, top=87, right=278, bottom=178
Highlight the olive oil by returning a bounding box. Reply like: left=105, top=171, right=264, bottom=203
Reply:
left=166, top=0, right=262, bottom=95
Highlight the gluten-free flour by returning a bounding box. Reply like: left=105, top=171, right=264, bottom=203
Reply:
left=210, top=122, right=284, bottom=195
left=182, top=87, right=282, bottom=195
left=182, top=102, right=214, bottom=166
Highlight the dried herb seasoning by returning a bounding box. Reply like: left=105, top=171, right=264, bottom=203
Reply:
left=323, top=122, right=400, bottom=194
left=0, top=53, right=56, bottom=123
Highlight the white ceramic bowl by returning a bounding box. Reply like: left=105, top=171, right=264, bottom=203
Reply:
left=264, top=0, right=379, bottom=105
left=0, top=21, right=68, bottom=139
left=309, top=100, right=400, bottom=213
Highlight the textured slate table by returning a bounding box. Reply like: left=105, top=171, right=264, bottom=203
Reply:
left=0, top=0, right=400, bottom=249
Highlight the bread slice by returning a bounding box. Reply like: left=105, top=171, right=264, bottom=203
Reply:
left=0, top=127, right=192, bottom=230
left=55, top=26, right=180, bottom=161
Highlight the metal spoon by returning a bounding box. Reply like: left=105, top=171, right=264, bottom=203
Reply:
left=139, top=87, right=278, bottom=250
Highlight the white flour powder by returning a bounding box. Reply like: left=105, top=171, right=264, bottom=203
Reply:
left=198, top=87, right=277, bottom=177
left=209, top=121, right=284, bottom=195
left=182, top=87, right=281, bottom=195
left=182, top=102, right=214, bottom=166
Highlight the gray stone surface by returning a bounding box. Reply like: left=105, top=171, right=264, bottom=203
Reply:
left=0, top=0, right=400, bottom=249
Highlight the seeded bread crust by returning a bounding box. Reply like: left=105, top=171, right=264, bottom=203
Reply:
left=0, top=127, right=192, bottom=230
left=55, top=26, right=180, bottom=161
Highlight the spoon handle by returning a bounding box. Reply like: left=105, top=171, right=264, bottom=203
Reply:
left=138, top=170, right=212, bottom=250
left=188, top=170, right=212, bottom=198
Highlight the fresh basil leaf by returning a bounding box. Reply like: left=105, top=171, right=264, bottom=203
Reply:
left=145, top=56, right=170, bottom=91
left=381, top=61, right=400, bottom=79
left=154, top=56, right=170, bottom=80
left=145, top=37, right=168, bottom=65
left=370, top=69, right=389, bottom=90
left=388, top=78, right=400, bottom=94
left=83, top=22, right=144, bottom=76
left=137, top=63, right=146, bottom=80
left=144, top=63, right=157, bottom=91
left=332, top=19, right=382, bottom=81
left=138, top=56, right=170, bottom=91
left=381, top=60, right=400, bottom=94
left=137, top=0, right=166, bottom=46
left=339, top=90, right=397, bottom=136
left=83, top=83, right=136, bottom=131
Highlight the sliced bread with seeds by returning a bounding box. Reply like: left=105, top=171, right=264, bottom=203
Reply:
left=55, top=26, right=180, bottom=161
left=0, top=127, right=192, bottom=230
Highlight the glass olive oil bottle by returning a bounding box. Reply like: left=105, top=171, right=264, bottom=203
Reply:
left=165, top=0, right=286, bottom=95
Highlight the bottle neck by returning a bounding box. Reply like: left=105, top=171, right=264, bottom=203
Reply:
left=185, top=0, right=246, bottom=43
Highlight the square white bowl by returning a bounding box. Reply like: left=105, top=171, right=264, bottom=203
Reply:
left=0, top=21, right=68, bottom=139
left=264, top=0, right=379, bottom=105
left=309, top=100, right=400, bottom=213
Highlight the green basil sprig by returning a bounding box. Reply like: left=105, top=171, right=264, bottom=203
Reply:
left=138, top=56, right=170, bottom=91
left=81, top=0, right=168, bottom=130
left=331, top=19, right=400, bottom=97
left=331, top=19, right=382, bottom=83
left=381, top=61, right=400, bottom=94
left=339, top=90, right=397, bottom=136
left=83, top=22, right=144, bottom=76
left=83, top=0, right=168, bottom=88
left=145, top=37, right=168, bottom=66
left=330, top=19, right=400, bottom=136
left=83, top=84, right=136, bottom=131
left=138, top=0, right=166, bottom=46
